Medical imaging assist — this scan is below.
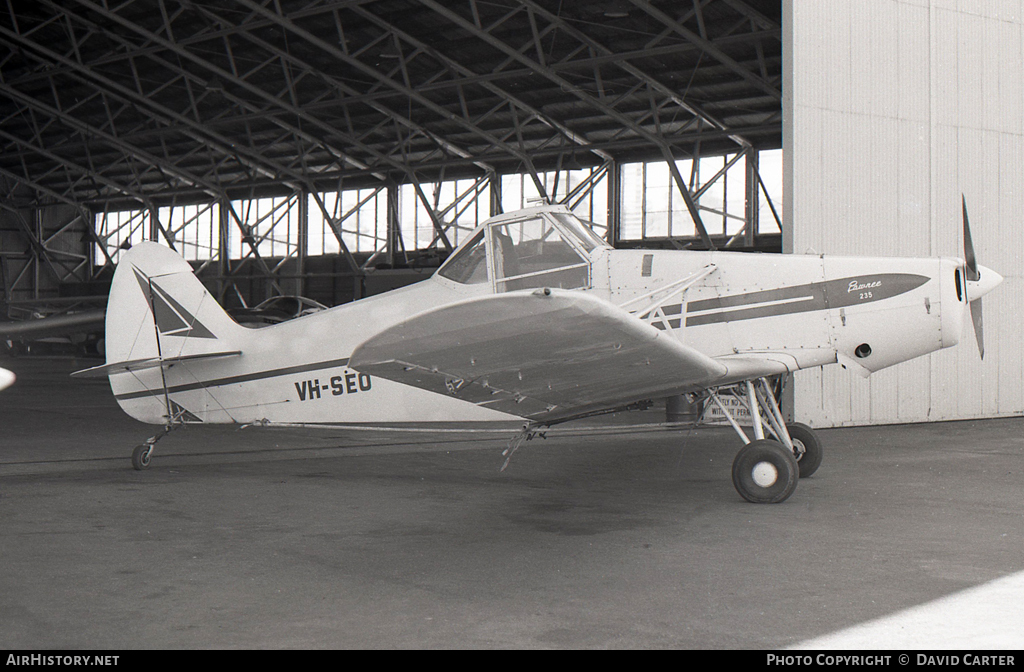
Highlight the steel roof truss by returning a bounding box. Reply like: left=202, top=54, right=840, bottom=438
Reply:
left=625, top=0, right=780, bottom=101
left=346, top=4, right=610, bottom=161
left=232, top=0, right=553, bottom=181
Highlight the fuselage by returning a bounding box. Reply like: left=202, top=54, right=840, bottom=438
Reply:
left=107, top=207, right=998, bottom=426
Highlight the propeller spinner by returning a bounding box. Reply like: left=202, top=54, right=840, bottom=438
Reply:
left=961, top=196, right=1002, bottom=358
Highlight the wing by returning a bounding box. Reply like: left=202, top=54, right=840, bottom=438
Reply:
left=713, top=354, right=800, bottom=383
left=0, top=309, right=105, bottom=340
left=349, top=288, right=728, bottom=422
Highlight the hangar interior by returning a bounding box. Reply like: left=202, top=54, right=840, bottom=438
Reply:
left=3, top=0, right=1024, bottom=652
left=1, top=0, right=1022, bottom=427
left=0, top=0, right=781, bottom=312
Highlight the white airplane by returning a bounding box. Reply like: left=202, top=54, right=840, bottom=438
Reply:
left=73, top=200, right=1002, bottom=503
left=0, top=366, right=14, bottom=392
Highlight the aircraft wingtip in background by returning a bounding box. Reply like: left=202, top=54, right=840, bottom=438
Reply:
left=0, top=367, right=15, bottom=392
left=81, top=203, right=1003, bottom=504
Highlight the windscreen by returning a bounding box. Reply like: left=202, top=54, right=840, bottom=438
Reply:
left=436, top=229, right=488, bottom=284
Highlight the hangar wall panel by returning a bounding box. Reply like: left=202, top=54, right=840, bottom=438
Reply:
left=784, top=0, right=1024, bottom=426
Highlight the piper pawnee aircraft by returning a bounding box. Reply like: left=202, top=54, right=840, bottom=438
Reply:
left=73, top=199, right=1002, bottom=503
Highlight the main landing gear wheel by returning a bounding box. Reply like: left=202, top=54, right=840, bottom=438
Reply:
left=788, top=422, right=822, bottom=478
left=131, top=444, right=153, bottom=471
left=732, top=439, right=799, bottom=504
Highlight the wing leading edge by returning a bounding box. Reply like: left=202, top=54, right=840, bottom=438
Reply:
left=349, top=288, right=730, bottom=423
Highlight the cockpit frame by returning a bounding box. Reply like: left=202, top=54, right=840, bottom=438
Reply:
left=435, top=206, right=609, bottom=294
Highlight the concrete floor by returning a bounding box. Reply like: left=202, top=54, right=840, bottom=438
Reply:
left=1, top=356, right=1023, bottom=649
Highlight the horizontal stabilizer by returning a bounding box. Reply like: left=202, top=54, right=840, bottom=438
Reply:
left=71, top=350, right=242, bottom=378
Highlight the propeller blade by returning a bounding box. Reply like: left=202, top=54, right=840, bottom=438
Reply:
left=963, top=195, right=980, bottom=281
left=971, top=298, right=984, bottom=359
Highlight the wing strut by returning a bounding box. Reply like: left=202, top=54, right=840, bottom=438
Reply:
left=705, top=377, right=793, bottom=449
left=619, top=263, right=717, bottom=318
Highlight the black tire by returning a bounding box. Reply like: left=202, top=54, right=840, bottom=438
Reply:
left=788, top=422, right=822, bottom=478
left=131, top=444, right=152, bottom=471
left=732, top=439, right=799, bottom=503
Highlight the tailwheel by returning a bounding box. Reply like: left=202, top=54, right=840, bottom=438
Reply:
left=130, top=422, right=178, bottom=470
left=788, top=422, right=822, bottom=478
left=131, top=444, right=153, bottom=471
left=732, top=439, right=799, bottom=504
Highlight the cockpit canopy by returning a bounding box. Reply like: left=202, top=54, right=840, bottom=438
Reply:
left=437, top=208, right=609, bottom=292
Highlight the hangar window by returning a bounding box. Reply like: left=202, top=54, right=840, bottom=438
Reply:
left=95, top=203, right=220, bottom=262
left=227, top=194, right=302, bottom=260
left=157, top=202, right=219, bottom=261
left=618, top=149, right=782, bottom=242
left=95, top=208, right=150, bottom=264
left=501, top=168, right=609, bottom=240
left=399, top=178, right=493, bottom=250
left=309, top=187, right=387, bottom=254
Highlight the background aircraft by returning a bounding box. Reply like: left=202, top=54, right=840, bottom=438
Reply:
left=228, top=295, right=328, bottom=328
left=74, top=202, right=1001, bottom=503
left=1, top=303, right=106, bottom=357
left=0, top=366, right=13, bottom=391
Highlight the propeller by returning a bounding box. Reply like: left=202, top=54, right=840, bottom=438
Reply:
left=962, top=196, right=983, bottom=358
left=961, top=196, right=1002, bottom=359
left=962, top=196, right=979, bottom=282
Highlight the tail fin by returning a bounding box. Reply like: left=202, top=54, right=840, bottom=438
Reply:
left=91, top=242, right=244, bottom=424
left=105, top=242, right=241, bottom=364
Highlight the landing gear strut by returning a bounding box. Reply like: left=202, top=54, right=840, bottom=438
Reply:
left=704, top=377, right=823, bottom=503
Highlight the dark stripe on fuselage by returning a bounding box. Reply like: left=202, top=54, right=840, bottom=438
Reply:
left=685, top=273, right=930, bottom=327
left=114, top=356, right=351, bottom=401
